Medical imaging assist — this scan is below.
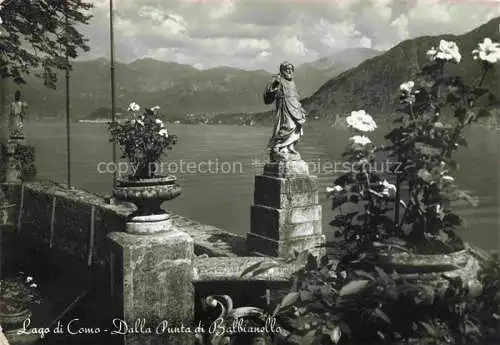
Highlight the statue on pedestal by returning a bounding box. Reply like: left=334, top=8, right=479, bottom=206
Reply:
left=8, top=90, right=27, bottom=141
left=263, top=61, right=306, bottom=162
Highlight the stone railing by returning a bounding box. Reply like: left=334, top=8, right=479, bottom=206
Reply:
left=1, top=159, right=324, bottom=345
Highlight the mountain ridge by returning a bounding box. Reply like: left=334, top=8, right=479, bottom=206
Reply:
left=301, top=17, right=500, bottom=118
left=7, top=48, right=382, bottom=120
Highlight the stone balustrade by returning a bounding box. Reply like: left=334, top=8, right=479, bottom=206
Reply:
left=0, top=142, right=327, bottom=345
left=0, top=177, right=323, bottom=345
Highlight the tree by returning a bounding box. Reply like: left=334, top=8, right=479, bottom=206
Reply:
left=0, top=0, right=93, bottom=87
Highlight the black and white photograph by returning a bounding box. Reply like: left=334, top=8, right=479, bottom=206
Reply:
left=1, top=0, right=500, bottom=344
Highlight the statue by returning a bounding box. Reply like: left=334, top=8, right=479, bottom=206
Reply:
left=9, top=90, right=28, bottom=141
left=263, top=61, right=306, bottom=161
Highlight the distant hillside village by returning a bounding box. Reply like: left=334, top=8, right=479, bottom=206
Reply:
left=81, top=106, right=269, bottom=126
left=80, top=106, right=329, bottom=126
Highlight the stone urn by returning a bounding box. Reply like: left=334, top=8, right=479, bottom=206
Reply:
left=0, top=278, right=37, bottom=338
left=375, top=245, right=482, bottom=299
left=112, top=175, right=182, bottom=234
left=0, top=308, right=31, bottom=333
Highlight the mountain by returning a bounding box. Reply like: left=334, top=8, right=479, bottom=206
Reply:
left=7, top=59, right=273, bottom=120
left=302, top=18, right=500, bottom=118
left=3, top=48, right=380, bottom=120
left=294, top=48, right=383, bottom=97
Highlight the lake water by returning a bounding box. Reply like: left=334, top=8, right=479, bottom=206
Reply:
left=24, top=121, right=500, bottom=251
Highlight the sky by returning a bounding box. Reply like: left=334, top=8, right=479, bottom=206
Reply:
left=79, top=0, right=500, bottom=72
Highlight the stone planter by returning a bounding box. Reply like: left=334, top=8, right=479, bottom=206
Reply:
left=112, top=175, right=182, bottom=234
left=0, top=278, right=38, bottom=339
left=0, top=308, right=31, bottom=332
left=375, top=245, right=482, bottom=299
left=2, top=308, right=39, bottom=345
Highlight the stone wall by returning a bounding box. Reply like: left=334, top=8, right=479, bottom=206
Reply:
left=7, top=180, right=248, bottom=269
left=2, top=180, right=299, bottom=345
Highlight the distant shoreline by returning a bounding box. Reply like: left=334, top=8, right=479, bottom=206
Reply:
left=29, top=113, right=500, bottom=131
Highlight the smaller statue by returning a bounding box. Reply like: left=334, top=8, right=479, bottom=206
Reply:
left=9, top=90, right=28, bottom=140
left=263, top=61, right=306, bottom=162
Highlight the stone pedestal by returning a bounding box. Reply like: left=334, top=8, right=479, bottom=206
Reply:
left=107, top=228, right=195, bottom=345
left=247, top=160, right=325, bottom=257
left=1, top=140, right=36, bottom=184
left=126, top=215, right=174, bottom=235
left=3, top=156, right=21, bottom=184
left=4, top=142, right=21, bottom=184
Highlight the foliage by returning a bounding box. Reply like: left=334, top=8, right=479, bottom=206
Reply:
left=232, top=249, right=500, bottom=345
left=0, top=0, right=93, bottom=87
left=108, top=103, right=177, bottom=180
left=328, top=38, right=496, bottom=255
left=0, top=273, right=41, bottom=314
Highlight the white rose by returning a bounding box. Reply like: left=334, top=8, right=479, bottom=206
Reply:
left=442, top=175, right=454, bottom=182
left=427, top=41, right=461, bottom=63
left=400, top=81, right=415, bottom=93
left=426, top=47, right=437, bottom=61
left=128, top=102, right=140, bottom=112
left=380, top=180, right=396, bottom=196
left=472, top=38, right=500, bottom=64
left=326, top=185, right=343, bottom=193
left=349, top=135, right=372, bottom=146
left=346, top=110, right=377, bottom=132
left=439, top=39, right=461, bottom=63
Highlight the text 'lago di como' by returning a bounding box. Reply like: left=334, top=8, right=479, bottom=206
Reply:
left=16, top=317, right=283, bottom=338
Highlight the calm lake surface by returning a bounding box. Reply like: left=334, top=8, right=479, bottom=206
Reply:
left=25, top=121, right=500, bottom=251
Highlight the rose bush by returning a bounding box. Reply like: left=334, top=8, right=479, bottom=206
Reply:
left=232, top=37, right=500, bottom=345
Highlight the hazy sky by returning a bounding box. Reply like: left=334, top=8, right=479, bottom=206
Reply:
left=80, top=0, right=500, bottom=71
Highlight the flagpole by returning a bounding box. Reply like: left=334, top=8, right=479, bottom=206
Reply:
left=65, top=0, right=71, bottom=188
left=109, top=0, right=117, bottom=188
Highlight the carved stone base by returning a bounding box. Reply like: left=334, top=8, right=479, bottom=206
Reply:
left=263, top=160, right=309, bottom=178
left=248, top=160, right=325, bottom=257
left=126, top=215, right=173, bottom=235
left=270, top=150, right=301, bottom=162
left=0, top=141, right=36, bottom=183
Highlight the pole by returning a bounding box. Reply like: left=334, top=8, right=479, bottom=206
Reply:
left=497, top=23, right=500, bottom=334
left=109, top=0, right=117, bottom=188
left=65, top=0, right=71, bottom=188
